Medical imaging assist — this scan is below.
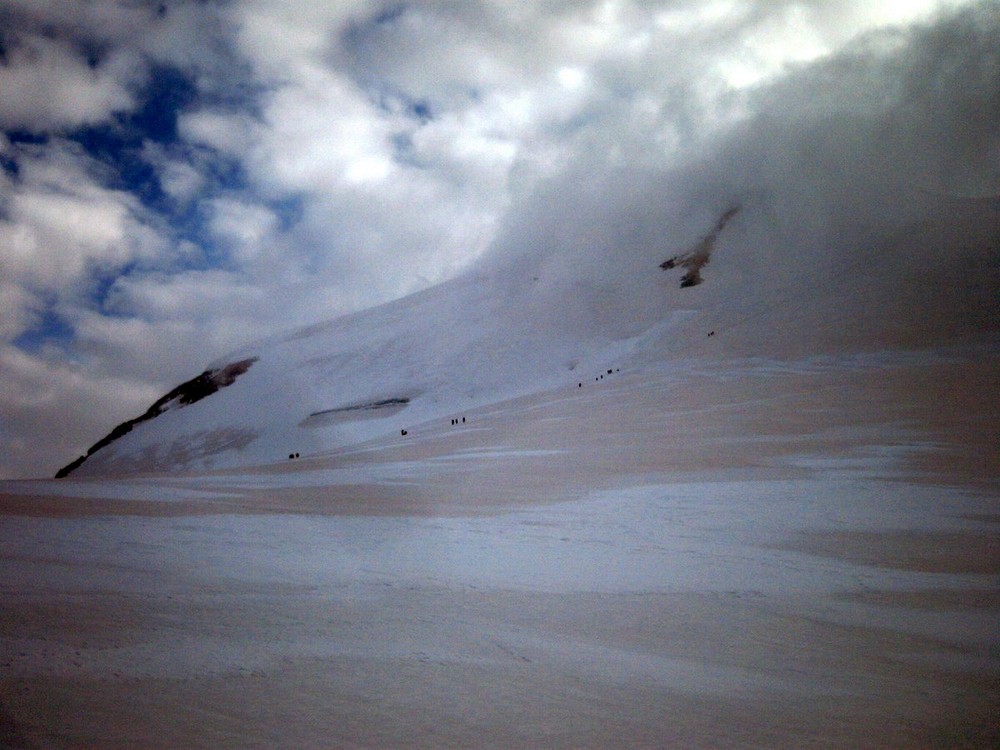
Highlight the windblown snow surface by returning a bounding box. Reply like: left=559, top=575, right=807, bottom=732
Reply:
left=3, top=1, right=1000, bottom=742
left=1, top=188, right=998, bottom=746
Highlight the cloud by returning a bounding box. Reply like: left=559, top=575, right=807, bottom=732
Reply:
left=0, top=280, right=39, bottom=343
left=0, top=139, right=165, bottom=315
left=139, top=141, right=207, bottom=205
left=0, top=343, right=162, bottom=479
left=253, top=74, right=397, bottom=189
left=0, top=34, right=139, bottom=131
left=205, top=197, right=280, bottom=264
left=178, top=109, right=260, bottom=157
left=0, top=0, right=234, bottom=134
left=1, top=0, right=997, bottom=478
left=479, top=0, right=999, bottom=343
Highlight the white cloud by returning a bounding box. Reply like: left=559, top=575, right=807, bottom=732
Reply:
left=227, top=0, right=371, bottom=80
left=251, top=70, right=396, bottom=190
left=140, top=141, right=207, bottom=205
left=178, top=109, right=261, bottom=157
left=0, top=34, right=139, bottom=131
left=1, top=0, right=997, bottom=478
left=0, top=0, right=233, bottom=101
left=205, top=197, right=279, bottom=264
left=5, top=192, right=131, bottom=281
left=0, top=344, right=161, bottom=478
left=0, top=141, right=167, bottom=339
left=0, top=281, right=39, bottom=343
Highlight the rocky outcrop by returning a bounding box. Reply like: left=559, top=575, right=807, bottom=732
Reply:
left=299, top=397, right=412, bottom=428
left=55, top=358, right=258, bottom=478
left=308, top=397, right=410, bottom=417
left=660, top=205, right=740, bottom=287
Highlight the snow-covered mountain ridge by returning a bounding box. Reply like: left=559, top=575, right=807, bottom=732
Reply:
left=56, top=358, right=258, bottom=477
left=57, top=196, right=999, bottom=477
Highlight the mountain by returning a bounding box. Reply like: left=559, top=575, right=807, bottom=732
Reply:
left=57, top=195, right=999, bottom=478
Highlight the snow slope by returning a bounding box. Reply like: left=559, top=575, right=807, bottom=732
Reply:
left=62, top=195, right=998, bottom=477
left=5, top=193, right=998, bottom=744
left=4, top=337, right=997, bottom=747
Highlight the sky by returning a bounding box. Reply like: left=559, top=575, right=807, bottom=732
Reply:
left=1, top=0, right=997, bottom=479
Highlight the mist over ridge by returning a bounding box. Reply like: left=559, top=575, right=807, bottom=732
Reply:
left=2, top=1, right=996, bottom=478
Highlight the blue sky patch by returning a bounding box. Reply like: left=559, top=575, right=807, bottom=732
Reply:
left=67, top=65, right=200, bottom=210
left=132, top=65, right=200, bottom=143
left=13, top=306, right=75, bottom=354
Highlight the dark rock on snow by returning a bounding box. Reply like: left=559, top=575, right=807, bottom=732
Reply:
left=55, top=358, right=258, bottom=478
